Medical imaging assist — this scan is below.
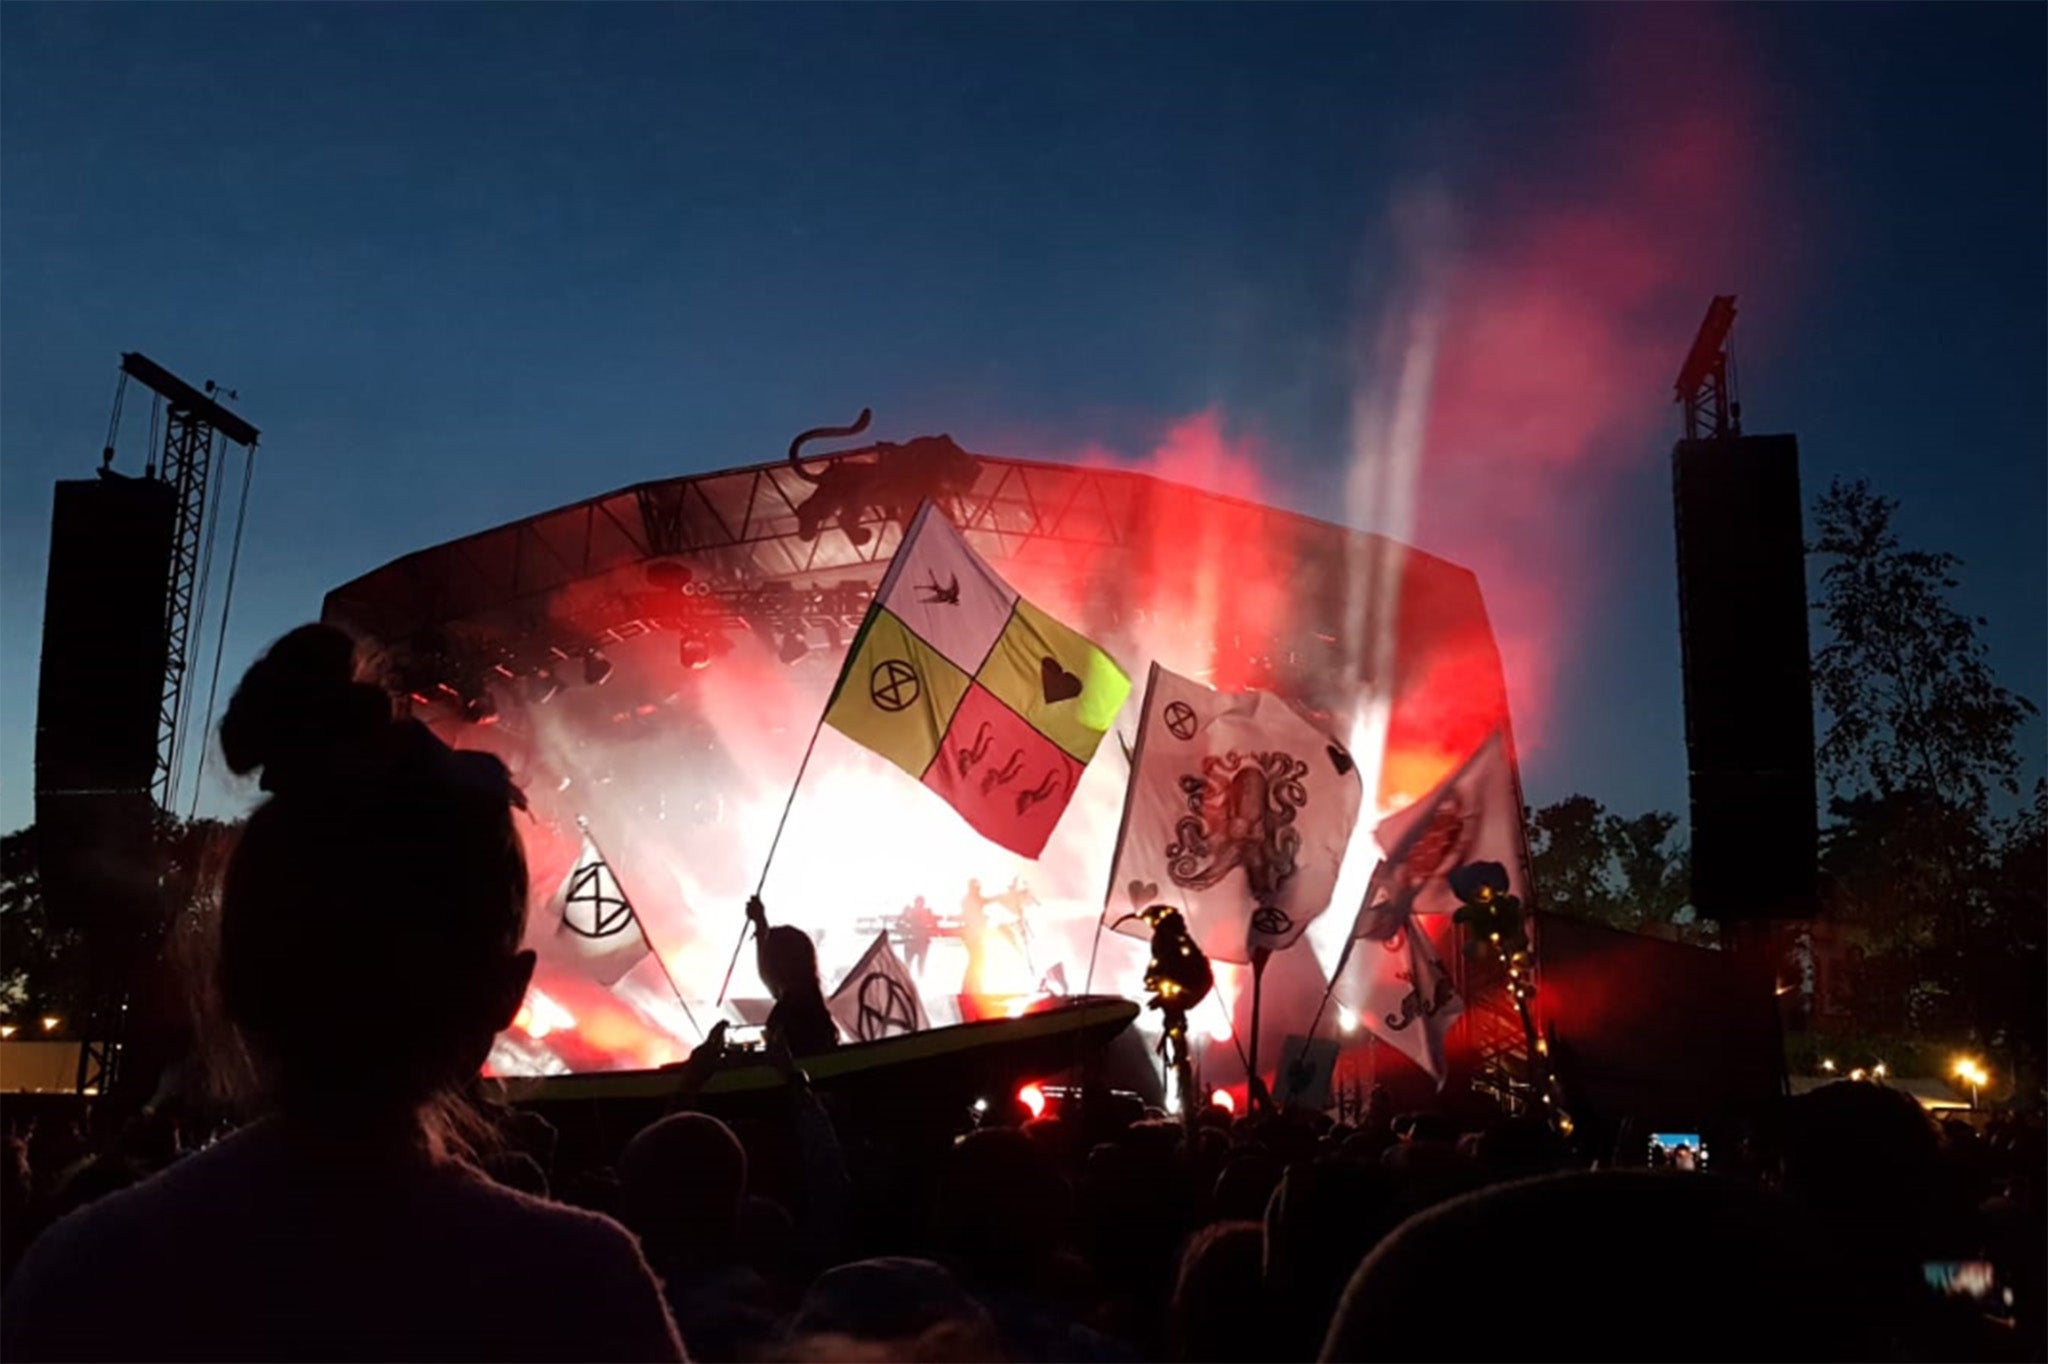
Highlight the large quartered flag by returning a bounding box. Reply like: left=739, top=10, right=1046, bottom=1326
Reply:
left=1106, top=662, right=1364, bottom=962
left=552, top=834, right=655, bottom=987
left=824, top=501, right=1130, bottom=857
left=828, top=930, right=929, bottom=1042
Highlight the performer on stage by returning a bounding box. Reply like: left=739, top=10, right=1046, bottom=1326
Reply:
left=746, top=895, right=839, bottom=1056
left=960, top=879, right=990, bottom=998
left=900, top=894, right=939, bottom=977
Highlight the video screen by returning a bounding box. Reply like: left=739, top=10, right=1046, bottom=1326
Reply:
left=1647, top=1132, right=1708, bottom=1171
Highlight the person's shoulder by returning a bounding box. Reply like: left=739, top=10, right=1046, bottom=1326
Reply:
left=446, top=1172, right=659, bottom=1279
left=445, top=1175, right=686, bottom=1359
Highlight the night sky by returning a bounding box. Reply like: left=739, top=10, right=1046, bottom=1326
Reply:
left=3, top=3, right=2041, bottom=834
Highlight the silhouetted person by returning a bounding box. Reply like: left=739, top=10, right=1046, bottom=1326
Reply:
left=3, top=625, right=684, bottom=1362
left=1321, top=1171, right=1889, bottom=1362
left=747, top=897, right=839, bottom=1057
left=1167, top=1221, right=1266, bottom=1363
left=620, top=1113, right=777, bottom=1362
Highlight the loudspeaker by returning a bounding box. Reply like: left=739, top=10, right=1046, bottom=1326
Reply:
left=34, top=476, right=178, bottom=803
left=1671, top=434, right=1817, bottom=921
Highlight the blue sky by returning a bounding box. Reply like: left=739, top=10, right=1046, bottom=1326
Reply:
left=3, top=3, right=2041, bottom=832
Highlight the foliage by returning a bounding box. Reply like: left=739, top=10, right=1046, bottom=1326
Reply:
left=0, top=815, right=235, bottom=1026
left=1809, top=478, right=2037, bottom=811
left=1525, top=794, right=1692, bottom=934
left=1806, top=480, right=2043, bottom=1094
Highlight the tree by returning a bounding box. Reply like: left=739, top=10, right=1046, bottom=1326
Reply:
left=0, top=816, right=235, bottom=1027
left=1806, top=479, right=2043, bottom=1085
left=1527, top=795, right=1691, bottom=933
left=1809, top=478, right=2036, bottom=811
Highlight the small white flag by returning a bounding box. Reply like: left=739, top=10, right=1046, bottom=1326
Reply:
left=828, top=931, right=929, bottom=1042
left=1106, top=662, right=1364, bottom=963
left=552, top=835, right=654, bottom=987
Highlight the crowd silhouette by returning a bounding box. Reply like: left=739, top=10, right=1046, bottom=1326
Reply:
left=1, top=626, right=2041, bottom=1362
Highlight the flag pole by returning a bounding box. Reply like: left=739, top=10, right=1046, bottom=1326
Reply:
left=1246, top=943, right=1272, bottom=1114
left=1089, top=663, right=1161, bottom=996
left=717, top=710, right=830, bottom=1006
left=580, top=819, right=706, bottom=1042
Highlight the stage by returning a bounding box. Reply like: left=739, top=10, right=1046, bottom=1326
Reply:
left=323, top=443, right=1516, bottom=1090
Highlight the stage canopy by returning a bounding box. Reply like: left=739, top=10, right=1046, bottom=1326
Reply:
left=324, top=448, right=1513, bottom=1074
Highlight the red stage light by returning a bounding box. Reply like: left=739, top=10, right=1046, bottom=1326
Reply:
left=1017, top=1082, right=1048, bottom=1119
left=1209, top=1087, right=1236, bottom=1114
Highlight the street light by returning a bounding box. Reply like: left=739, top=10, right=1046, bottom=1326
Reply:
left=1952, top=1057, right=1988, bottom=1110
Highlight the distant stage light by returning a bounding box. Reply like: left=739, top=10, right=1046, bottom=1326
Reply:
left=679, top=636, right=713, bottom=670
left=526, top=669, right=561, bottom=705
left=584, top=651, right=614, bottom=687
left=1017, top=1082, right=1047, bottom=1119
left=1337, top=1006, right=1359, bottom=1034
left=778, top=631, right=809, bottom=665
left=1209, top=1088, right=1236, bottom=1114
left=463, top=692, right=498, bottom=725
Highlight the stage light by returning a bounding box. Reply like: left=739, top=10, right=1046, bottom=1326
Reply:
left=778, top=631, right=809, bottom=665
left=972, top=1098, right=990, bottom=1115
left=1872, top=1062, right=1888, bottom=1079
left=584, top=652, right=613, bottom=687
left=526, top=669, right=561, bottom=706
left=41, top=1016, right=60, bottom=1033
left=463, top=693, right=498, bottom=725
left=1821, top=1058, right=1837, bottom=1073
left=1337, top=1006, right=1359, bottom=1034
left=679, top=636, right=712, bottom=670
left=1017, top=1082, right=1047, bottom=1119
left=1209, top=1088, right=1236, bottom=1115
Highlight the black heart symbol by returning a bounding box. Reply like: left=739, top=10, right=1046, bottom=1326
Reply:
left=1327, top=743, right=1355, bottom=777
left=1040, top=657, right=1083, bottom=704
left=1127, top=879, right=1159, bottom=906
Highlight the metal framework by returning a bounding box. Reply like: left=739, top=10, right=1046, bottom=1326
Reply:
left=1675, top=295, right=1740, bottom=442
left=117, top=353, right=260, bottom=810
left=325, top=448, right=1535, bottom=1110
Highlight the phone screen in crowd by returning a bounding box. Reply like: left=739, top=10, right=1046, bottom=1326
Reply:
left=1647, top=1132, right=1708, bottom=1171
left=1922, top=1261, right=2002, bottom=1304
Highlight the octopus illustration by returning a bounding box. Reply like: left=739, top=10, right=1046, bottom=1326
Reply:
left=1165, top=750, right=1310, bottom=902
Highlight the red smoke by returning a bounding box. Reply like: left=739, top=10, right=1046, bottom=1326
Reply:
left=1410, top=8, right=1790, bottom=761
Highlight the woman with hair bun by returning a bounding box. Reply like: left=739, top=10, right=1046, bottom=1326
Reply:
left=3, top=625, right=685, bottom=1362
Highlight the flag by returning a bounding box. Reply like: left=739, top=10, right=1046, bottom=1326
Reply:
left=1331, top=869, right=1464, bottom=1086
left=552, top=834, right=654, bottom=987
left=1363, top=730, right=1527, bottom=923
left=1325, top=729, right=1526, bottom=1086
left=828, top=931, right=929, bottom=1042
left=1106, top=662, right=1364, bottom=962
left=824, top=501, right=1130, bottom=857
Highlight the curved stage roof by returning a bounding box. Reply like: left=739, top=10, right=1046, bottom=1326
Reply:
left=321, top=445, right=1515, bottom=1079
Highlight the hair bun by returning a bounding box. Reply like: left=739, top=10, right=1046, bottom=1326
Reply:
left=220, top=624, right=393, bottom=793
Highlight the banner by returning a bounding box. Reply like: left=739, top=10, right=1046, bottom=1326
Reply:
left=823, top=501, right=1130, bottom=857
left=1106, top=662, right=1363, bottom=962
